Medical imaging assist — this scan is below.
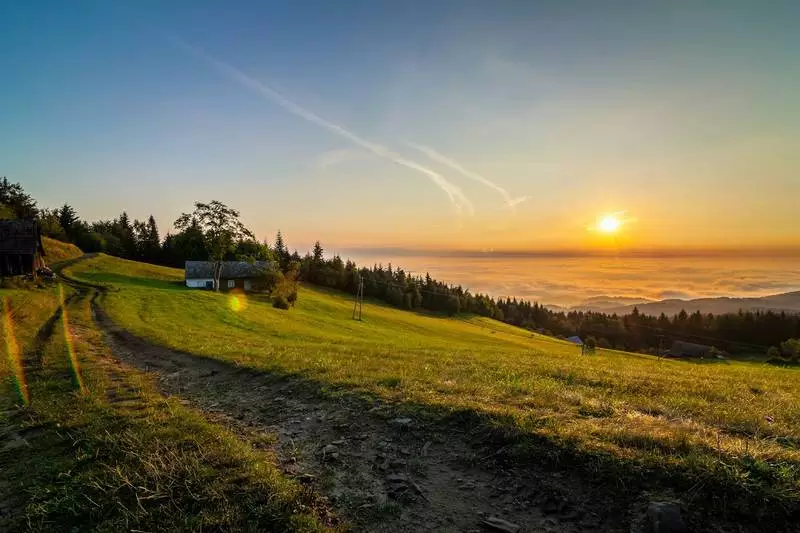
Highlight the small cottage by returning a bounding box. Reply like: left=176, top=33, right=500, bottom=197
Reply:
left=668, top=340, right=712, bottom=358
left=566, top=336, right=584, bottom=346
left=0, top=220, right=45, bottom=277
left=185, top=261, right=273, bottom=291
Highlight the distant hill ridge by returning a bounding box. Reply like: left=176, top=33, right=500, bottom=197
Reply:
left=572, top=290, right=800, bottom=316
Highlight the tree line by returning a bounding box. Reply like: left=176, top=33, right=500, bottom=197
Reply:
left=298, top=243, right=800, bottom=355
left=3, top=176, right=799, bottom=354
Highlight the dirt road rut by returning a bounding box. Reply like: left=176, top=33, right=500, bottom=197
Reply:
left=92, top=303, right=625, bottom=532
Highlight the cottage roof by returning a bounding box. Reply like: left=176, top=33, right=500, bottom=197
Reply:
left=185, top=260, right=272, bottom=279
left=566, top=335, right=584, bottom=345
left=670, top=340, right=712, bottom=356
left=0, top=220, right=45, bottom=256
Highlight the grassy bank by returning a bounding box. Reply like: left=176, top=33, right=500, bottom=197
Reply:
left=66, top=254, right=800, bottom=524
left=42, top=236, right=83, bottom=265
left=0, top=284, right=334, bottom=532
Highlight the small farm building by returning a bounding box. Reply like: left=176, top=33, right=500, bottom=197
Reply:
left=566, top=336, right=584, bottom=346
left=0, top=220, right=45, bottom=277
left=668, top=340, right=713, bottom=358
left=185, top=261, right=272, bottom=291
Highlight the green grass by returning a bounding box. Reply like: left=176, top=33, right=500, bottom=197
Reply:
left=67, top=254, right=800, bottom=521
left=0, top=284, right=333, bottom=531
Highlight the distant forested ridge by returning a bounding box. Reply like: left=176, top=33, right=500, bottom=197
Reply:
left=3, top=176, right=799, bottom=354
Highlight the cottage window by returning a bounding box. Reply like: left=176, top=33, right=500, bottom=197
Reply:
left=228, top=279, right=235, bottom=289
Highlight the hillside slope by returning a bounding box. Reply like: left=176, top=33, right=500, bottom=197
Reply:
left=66, top=254, right=800, bottom=531
left=42, top=236, right=82, bottom=265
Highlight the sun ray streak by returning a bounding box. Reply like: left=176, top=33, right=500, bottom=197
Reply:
left=59, top=285, right=85, bottom=394
left=2, top=297, right=28, bottom=406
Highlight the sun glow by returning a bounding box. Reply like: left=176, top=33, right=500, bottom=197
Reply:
left=598, top=215, right=622, bottom=233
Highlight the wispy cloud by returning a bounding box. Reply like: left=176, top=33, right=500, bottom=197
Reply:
left=170, top=37, right=473, bottom=215
left=315, top=148, right=366, bottom=170
left=408, top=143, right=529, bottom=210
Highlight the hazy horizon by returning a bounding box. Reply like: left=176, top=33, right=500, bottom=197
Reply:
left=341, top=251, right=800, bottom=308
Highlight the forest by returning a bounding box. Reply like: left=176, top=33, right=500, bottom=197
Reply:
left=3, top=176, right=799, bottom=357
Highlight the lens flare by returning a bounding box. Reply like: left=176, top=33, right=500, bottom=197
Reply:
left=228, top=289, right=248, bottom=313
left=2, top=297, right=28, bottom=406
left=59, top=285, right=85, bottom=394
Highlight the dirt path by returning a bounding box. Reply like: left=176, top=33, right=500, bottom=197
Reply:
left=90, top=303, right=629, bottom=533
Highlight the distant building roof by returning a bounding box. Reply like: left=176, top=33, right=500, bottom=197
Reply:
left=566, top=336, right=584, bottom=345
left=669, top=340, right=712, bottom=358
left=185, top=260, right=273, bottom=280
left=0, top=220, right=45, bottom=256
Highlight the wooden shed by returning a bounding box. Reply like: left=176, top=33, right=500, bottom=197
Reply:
left=0, top=220, right=45, bottom=277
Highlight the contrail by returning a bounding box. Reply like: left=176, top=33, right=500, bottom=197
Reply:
left=408, top=143, right=529, bottom=211
left=170, top=37, right=473, bottom=216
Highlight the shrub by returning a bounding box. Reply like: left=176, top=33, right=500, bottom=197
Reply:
left=286, top=289, right=298, bottom=307
left=272, top=295, right=290, bottom=309
left=584, top=336, right=597, bottom=352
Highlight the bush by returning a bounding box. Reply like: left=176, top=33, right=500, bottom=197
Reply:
left=584, top=336, right=597, bottom=352
left=767, top=346, right=781, bottom=359
left=272, top=295, right=290, bottom=309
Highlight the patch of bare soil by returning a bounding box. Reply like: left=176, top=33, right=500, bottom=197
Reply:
left=91, top=304, right=633, bottom=533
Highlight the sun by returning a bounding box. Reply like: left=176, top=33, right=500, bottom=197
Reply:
left=598, top=215, right=621, bottom=233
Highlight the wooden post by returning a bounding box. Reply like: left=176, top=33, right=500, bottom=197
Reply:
left=358, top=277, right=364, bottom=320
left=352, top=273, right=361, bottom=320
left=352, top=274, right=364, bottom=321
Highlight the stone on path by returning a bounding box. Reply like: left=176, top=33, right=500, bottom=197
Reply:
left=646, top=501, right=687, bottom=533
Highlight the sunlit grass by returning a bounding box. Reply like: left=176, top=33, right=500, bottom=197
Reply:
left=67, top=254, right=800, bottom=514
left=0, top=282, right=332, bottom=531
left=42, top=236, right=83, bottom=265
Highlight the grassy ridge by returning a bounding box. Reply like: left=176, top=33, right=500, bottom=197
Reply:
left=0, top=285, right=333, bottom=532
left=42, top=236, right=83, bottom=265
left=67, top=254, right=800, bottom=521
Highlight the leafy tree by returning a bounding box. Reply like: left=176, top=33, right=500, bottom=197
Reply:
left=175, top=201, right=254, bottom=291
left=38, top=208, right=66, bottom=239
left=162, top=218, right=208, bottom=267
left=233, top=239, right=273, bottom=262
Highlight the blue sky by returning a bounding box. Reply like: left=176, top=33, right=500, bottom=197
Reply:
left=2, top=1, right=798, bottom=252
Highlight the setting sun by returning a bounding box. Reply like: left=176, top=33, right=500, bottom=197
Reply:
left=598, top=215, right=622, bottom=233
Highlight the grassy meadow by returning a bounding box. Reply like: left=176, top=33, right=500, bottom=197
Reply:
left=0, top=283, right=332, bottom=531
left=67, top=254, right=800, bottom=518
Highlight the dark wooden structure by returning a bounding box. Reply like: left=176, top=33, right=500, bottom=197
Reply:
left=0, top=220, right=46, bottom=277
left=668, top=340, right=712, bottom=358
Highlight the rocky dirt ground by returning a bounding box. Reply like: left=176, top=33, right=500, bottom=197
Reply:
left=90, top=300, right=686, bottom=533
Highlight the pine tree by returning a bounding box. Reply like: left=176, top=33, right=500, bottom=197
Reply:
left=116, top=211, right=137, bottom=257
left=274, top=230, right=290, bottom=271
left=58, top=204, right=79, bottom=237
left=0, top=177, right=38, bottom=218
left=312, top=241, right=324, bottom=262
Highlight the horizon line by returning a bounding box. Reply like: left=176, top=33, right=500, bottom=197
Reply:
left=334, top=245, right=800, bottom=259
